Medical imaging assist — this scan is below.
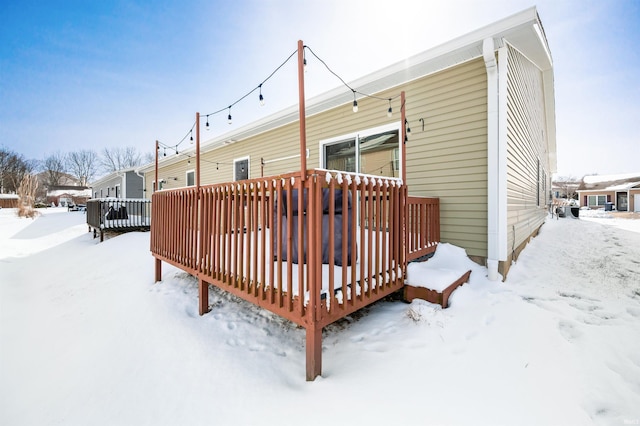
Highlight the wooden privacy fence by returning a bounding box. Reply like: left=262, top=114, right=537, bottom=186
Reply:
left=87, top=198, right=152, bottom=241
left=151, top=169, right=439, bottom=380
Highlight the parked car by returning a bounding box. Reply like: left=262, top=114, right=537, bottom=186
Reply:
left=68, top=204, right=86, bottom=212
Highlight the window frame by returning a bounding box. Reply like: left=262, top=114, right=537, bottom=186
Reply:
left=319, top=122, right=402, bottom=177
left=186, top=169, right=195, bottom=187
left=233, top=156, right=250, bottom=181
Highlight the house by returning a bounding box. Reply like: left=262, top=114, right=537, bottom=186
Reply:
left=46, top=186, right=91, bottom=207
left=576, top=173, right=640, bottom=212
left=90, top=168, right=145, bottom=199
left=137, top=6, right=556, bottom=281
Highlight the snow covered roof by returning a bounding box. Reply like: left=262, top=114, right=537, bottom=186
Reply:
left=578, top=173, right=640, bottom=191
left=47, top=188, right=92, bottom=197
left=583, top=172, right=640, bottom=184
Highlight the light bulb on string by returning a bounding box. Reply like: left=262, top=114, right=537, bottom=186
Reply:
left=405, top=118, right=411, bottom=133
left=387, top=99, right=393, bottom=118
left=206, top=117, right=210, bottom=131
left=163, top=148, right=166, bottom=157
left=190, top=130, right=193, bottom=143
left=259, top=85, right=265, bottom=106
left=227, top=106, right=232, bottom=124
left=352, top=91, right=358, bottom=113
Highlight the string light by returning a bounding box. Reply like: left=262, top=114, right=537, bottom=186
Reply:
left=158, top=44, right=406, bottom=169
left=304, top=46, right=401, bottom=117
left=303, top=49, right=307, bottom=73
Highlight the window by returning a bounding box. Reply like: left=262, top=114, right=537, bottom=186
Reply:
left=587, top=195, right=606, bottom=207
left=186, top=170, right=195, bottom=186
left=234, top=157, right=249, bottom=181
left=321, top=123, right=401, bottom=178
left=115, top=184, right=120, bottom=198
left=324, top=137, right=356, bottom=173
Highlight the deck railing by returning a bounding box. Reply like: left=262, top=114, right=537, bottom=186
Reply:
left=87, top=198, right=152, bottom=241
left=406, top=196, right=440, bottom=261
left=151, top=169, right=439, bottom=380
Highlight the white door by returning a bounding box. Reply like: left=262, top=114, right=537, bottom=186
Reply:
left=635, top=194, right=640, bottom=212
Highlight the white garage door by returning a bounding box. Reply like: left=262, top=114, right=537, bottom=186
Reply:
left=635, top=194, right=640, bottom=212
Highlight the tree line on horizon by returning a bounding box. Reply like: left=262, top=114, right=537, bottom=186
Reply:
left=0, top=146, right=154, bottom=194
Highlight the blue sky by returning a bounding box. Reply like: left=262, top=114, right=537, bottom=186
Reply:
left=1, top=0, right=638, bottom=178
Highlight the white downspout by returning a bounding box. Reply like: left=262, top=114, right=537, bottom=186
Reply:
left=482, top=38, right=506, bottom=281
left=135, top=169, right=146, bottom=199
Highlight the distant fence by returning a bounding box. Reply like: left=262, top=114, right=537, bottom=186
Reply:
left=87, top=198, right=151, bottom=241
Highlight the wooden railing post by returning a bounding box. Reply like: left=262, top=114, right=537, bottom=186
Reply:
left=199, top=279, right=209, bottom=316
left=306, top=325, right=322, bottom=381
left=155, top=258, right=162, bottom=282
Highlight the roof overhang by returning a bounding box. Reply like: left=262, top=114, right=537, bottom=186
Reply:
left=138, top=6, right=555, bottom=174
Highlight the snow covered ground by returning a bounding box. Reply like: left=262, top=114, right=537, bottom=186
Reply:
left=1, top=207, right=639, bottom=425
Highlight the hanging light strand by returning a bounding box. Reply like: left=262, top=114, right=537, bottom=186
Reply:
left=203, top=48, right=298, bottom=122
left=157, top=44, right=414, bottom=163
left=303, top=45, right=401, bottom=114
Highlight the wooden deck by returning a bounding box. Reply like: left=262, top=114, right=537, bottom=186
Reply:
left=151, top=169, right=439, bottom=380
left=87, top=198, right=151, bottom=242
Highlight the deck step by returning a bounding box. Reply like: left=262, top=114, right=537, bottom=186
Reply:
left=404, top=269, right=471, bottom=308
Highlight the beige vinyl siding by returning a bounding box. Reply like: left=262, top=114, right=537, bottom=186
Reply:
left=403, top=58, right=489, bottom=257
left=505, top=44, right=549, bottom=256
left=145, top=57, right=489, bottom=258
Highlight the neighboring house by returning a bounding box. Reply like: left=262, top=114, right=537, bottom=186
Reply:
left=90, top=168, right=145, bottom=199
left=46, top=186, right=91, bottom=207
left=0, top=193, right=19, bottom=208
left=137, top=7, right=556, bottom=280
left=35, top=172, right=81, bottom=203
left=576, top=173, right=640, bottom=212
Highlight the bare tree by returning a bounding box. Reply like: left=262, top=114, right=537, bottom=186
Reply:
left=0, top=148, right=35, bottom=193
left=41, top=151, right=67, bottom=186
left=100, top=146, right=142, bottom=173
left=554, top=175, right=581, bottom=200
left=67, top=150, right=99, bottom=186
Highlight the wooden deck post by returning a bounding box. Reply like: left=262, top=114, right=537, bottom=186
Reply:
left=306, top=325, right=322, bottom=381
left=297, top=40, right=307, bottom=180
left=199, top=279, right=210, bottom=316
left=154, top=257, right=162, bottom=282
